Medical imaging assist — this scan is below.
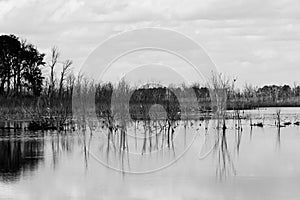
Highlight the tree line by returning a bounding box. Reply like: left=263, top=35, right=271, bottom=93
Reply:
left=1, top=34, right=300, bottom=118
left=0, top=35, right=44, bottom=96
left=0, top=34, right=74, bottom=99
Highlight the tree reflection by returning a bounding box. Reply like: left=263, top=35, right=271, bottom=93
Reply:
left=0, top=136, right=44, bottom=182
left=214, top=128, right=236, bottom=180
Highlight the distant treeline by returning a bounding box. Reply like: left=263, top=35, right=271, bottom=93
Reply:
left=1, top=34, right=300, bottom=121
left=227, top=84, right=300, bottom=109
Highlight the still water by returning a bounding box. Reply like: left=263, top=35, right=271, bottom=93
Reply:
left=1, top=107, right=300, bottom=200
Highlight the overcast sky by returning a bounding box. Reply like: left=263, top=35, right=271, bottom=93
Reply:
left=1, top=0, right=300, bottom=87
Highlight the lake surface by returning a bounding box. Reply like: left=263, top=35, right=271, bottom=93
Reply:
left=1, top=107, right=300, bottom=200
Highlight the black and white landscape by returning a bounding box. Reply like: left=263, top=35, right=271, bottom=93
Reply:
left=1, top=0, right=300, bottom=199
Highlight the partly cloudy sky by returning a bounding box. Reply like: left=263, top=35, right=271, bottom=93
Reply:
left=1, top=0, right=300, bottom=87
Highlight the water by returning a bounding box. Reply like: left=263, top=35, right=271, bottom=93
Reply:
left=1, top=107, right=300, bottom=199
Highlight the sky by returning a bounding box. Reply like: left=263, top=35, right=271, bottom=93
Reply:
left=1, top=0, right=300, bottom=88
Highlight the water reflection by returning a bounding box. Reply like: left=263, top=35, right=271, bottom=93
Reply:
left=0, top=107, right=298, bottom=180
left=0, top=134, right=44, bottom=182
left=214, top=128, right=236, bottom=179
left=92, top=118, right=182, bottom=174
left=1, top=108, right=300, bottom=199
left=0, top=118, right=278, bottom=182
left=0, top=118, right=289, bottom=182
left=50, top=134, right=75, bottom=169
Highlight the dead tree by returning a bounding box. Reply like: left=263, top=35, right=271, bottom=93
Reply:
left=59, top=59, right=72, bottom=97
left=48, top=47, right=60, bottom=101
left=208, top=72, right=230, bottom=130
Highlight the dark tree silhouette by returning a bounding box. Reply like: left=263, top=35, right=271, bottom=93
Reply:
left=0, top=34, right=45, bottom=96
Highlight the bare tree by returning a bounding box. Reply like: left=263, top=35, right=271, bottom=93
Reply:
left=48, top=46, right=60, bottom=98
left=208, top=72, right=231, bottom=130
left=66, top=73, right=75, bottom=95
left=59, top=59, right=72, bottom=96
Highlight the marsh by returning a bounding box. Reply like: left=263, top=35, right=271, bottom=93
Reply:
left=1, top=107, right=300, bottom=200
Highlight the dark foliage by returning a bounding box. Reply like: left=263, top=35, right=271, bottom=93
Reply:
left=0, top=34, right=45, bottom=96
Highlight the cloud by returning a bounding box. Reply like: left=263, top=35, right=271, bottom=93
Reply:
left=0, top=0, right=300, bottom=86
left=67, top=0, right=300, bottom=22
left=50, top=0, right=85, bottom=22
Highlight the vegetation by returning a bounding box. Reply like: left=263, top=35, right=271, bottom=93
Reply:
left=0, top=35, right=45, bottom=96
left=2, top=34, right=300, bottom=178
left=1, top=33, right=300, bottom=132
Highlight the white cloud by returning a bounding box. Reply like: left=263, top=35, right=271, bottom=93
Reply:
left=0, top=0, right=300, bottom=86
left=50, top=0, right=85, bottom=22
left=254, top=49, right=278, bottom=60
